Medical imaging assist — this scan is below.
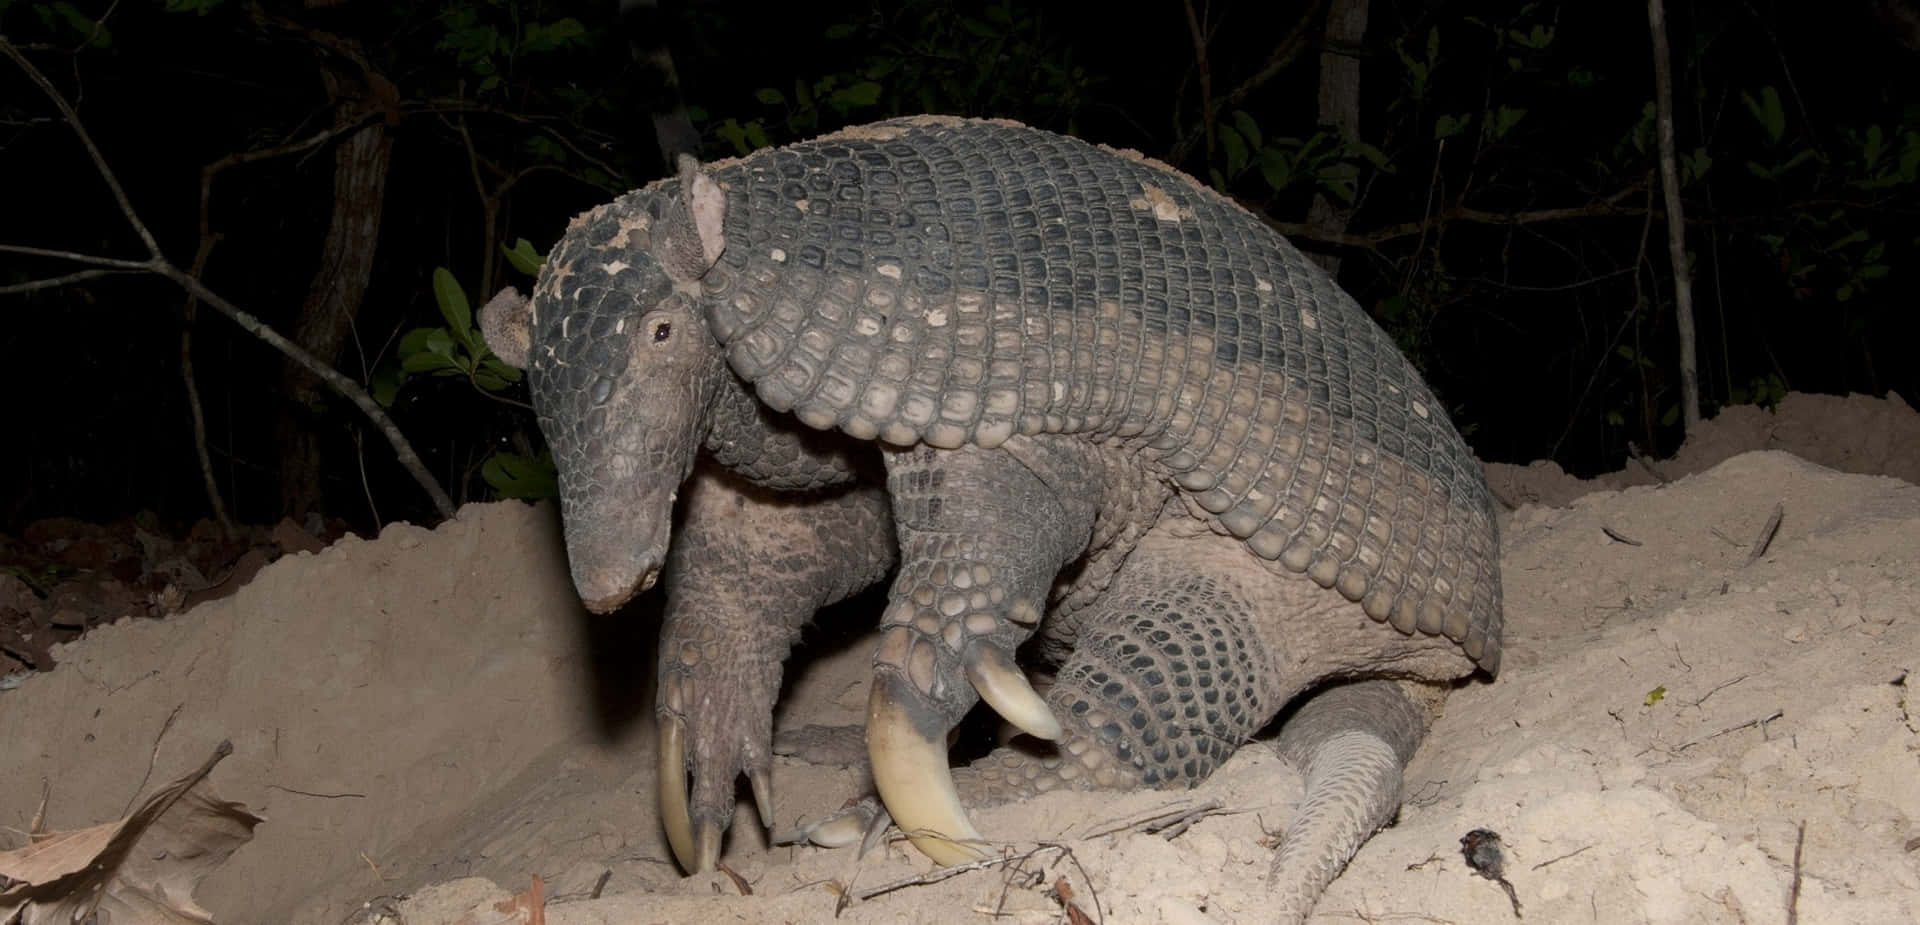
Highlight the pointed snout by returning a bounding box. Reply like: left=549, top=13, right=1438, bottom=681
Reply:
left=571, top=548, right=664, bottom=614
left=560, top=493, right=674, bottom=614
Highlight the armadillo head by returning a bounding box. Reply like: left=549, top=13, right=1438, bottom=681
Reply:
left=480, top=157, right=730, bottom=613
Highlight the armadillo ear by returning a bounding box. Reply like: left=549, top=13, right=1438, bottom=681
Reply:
left=660, top=154, right=726, bottom=283
left=479, top=286, right=533, bottom=370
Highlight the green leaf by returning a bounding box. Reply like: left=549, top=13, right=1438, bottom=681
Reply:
left=1491, top=105, right=1527, bottom=140
left=1644, top=686, right=1666, bottom=707
left=1859, top=263, right=1889, bottom=280
left=755, top=87, right=787, bottom=106
left=824, top=23, right=856, bottom=40
left=1835, top=284, right=1853, bottom=302
left=1231, top=111, right=1262, bottom=151
left=483, top=452, right=559, bottom=500
left=371, top=366, right=401, bottom=408
left=58, top=1, right=115, bottom=45
left=1660, top=404, right=1679, bottom=427
left=1258, top=146, right=1293, bottom=193
left=424, top=328, right=457, bottom=358
left=399, top=327, right=438, bottom=356
left=1435, top=113, right=1472, bottom=140
left=502, top=238, right=545, bottom=277
left=1864, top=124, right=1885, bottom=166
left=472, top=371, right=508, bottom=391
left=1351, top=141, right=1393, bottom=172
left=830, top=80, right=884, bottom=110
left=479, top=355, right=524, bottom=383
left=1221, top=127, right=1248, bottom=177
left=402, top=350, right=457, bottom=374
left=433, top=268, right=478, bottom=353
left=1742, top=86, right=1786, bottom=144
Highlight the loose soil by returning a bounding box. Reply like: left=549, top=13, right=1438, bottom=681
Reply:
left=3, top=392, right=1916, bottom=923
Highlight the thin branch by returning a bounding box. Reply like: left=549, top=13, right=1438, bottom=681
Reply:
left=0, top=38, right=456, bottom=519
left=1169, top=0, right=1327, bottom=165
left=0, top=39, right=162, bottom=259
left=180, top=235, right=235, bottom=537
left=1180, top=0, right=1217, bottom=168
left=0, top=267, right=134, bottom=294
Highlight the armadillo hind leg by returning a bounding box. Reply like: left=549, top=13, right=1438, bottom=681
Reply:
left=958, top=553, right=1285, bottom=805
left=1267, top=680, right=1430, bottom=925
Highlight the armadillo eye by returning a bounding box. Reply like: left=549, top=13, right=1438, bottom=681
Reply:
left=651, top=321, right=672, bottom=343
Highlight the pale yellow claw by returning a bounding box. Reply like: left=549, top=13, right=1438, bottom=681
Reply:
left=749, top=767, right=776, bottom=830
left=657, top=717, right=700, bottom=872
left=964, top=644, right=1063, bottom=740
left=866, top=678, right=988, bottom=866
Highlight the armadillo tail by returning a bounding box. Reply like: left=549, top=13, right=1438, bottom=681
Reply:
left=1267, top=680, right=1428, bottom=924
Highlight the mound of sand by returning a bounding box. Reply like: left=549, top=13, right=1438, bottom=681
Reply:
left=4, top=397, right=1916, bottom=923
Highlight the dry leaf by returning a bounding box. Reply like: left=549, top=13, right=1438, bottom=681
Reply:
left=0, top=741, right=262, bottom=924
left=451, top=875, right=546, bottom=925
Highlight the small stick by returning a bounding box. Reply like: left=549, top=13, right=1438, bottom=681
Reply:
left=1787, top=820, right=1805, bottom=925
left=854, top=845, right=1063, bottom=901
left=1746, top=504, right=1784, bottom=565
left=1084, top=798, right=1229, bottom=840
left=1676, top=709, right=1783, bottom=750
left=1601, top=525, right=1643, bottom=546
left=716, top=860, right=752, bottom=895
left=1530, top=844, right=1592, bottom=870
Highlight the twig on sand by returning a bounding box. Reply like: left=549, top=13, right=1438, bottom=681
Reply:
left=1083, top=797, right=1232, bottom=841
left=848, top=843, right=1103, bottom=923
left=1787, top=820, right=1805, bottom=925
left=1746, top=504, right=1785, bottom=565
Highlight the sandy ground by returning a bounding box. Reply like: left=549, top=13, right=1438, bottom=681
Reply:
left=3, top=392, right=1916, bottom=924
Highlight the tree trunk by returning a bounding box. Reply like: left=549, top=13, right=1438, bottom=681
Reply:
left=1306, top=0, right=1369, bottom=278
left=277, top=57, right=397, bottom=518
left=1647, top=0, right=1701, bottom=432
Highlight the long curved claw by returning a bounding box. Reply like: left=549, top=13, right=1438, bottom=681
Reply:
left=658, top=716, right=699, bottom=872
left=964, top=643, right=1062, bottom=740
left=748, top=767, right=775, bottom=830
left=694, top=817, right=723, bottom=874
left=866, top=674, right=987, bottom=865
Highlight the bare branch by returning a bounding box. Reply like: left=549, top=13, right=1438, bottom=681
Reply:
left=0, top=38, right=456, bottom=519
left=0, top=267, right=134, bottom=294
left=0, top=38, right=162, bottom=259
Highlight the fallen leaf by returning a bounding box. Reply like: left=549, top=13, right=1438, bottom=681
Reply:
left=0, top=741, right=263, bottom=924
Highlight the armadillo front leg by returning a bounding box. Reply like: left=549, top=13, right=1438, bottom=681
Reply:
left=867, top=439, right=1102, bottom=863
left=656, top=464, right=893, bottom=874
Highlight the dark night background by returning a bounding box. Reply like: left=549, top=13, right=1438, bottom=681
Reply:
left=3, top=0, right=1917, bottom=536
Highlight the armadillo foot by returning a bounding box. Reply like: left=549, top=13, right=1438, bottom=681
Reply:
left=772, top=795, right=892, bottom=858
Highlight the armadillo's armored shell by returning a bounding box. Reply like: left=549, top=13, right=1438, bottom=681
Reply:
left=690, top=117, right=1502, bottom=671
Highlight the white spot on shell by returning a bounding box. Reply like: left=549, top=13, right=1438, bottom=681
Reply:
left=1256, top=277, right=1273, bottom=293
left=855, top=316, right=883, bottom=337
left=926, top=308, right=949, bottom=327
left=878, top=263, right=903, bottom=280
left=770, top=248, right=787, bottom=263
left=1299, top=309, right=1318, bottom=330
left=560, top=316, right=570, bottom=337
left=794, top=200, right=810, bottom=213
left=1128, top=183, right=1192, bottom=223
left=614, top=318, right=626, bottom=334
left=603, top=260, right=630, bottom=275
left=1413, top=401, right=1429, bottom=419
